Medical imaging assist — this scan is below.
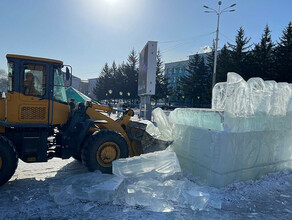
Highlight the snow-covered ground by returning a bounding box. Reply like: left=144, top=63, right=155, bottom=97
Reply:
left=1, top=109, right=292, bottom=219
left=1, top=158, right=292, bottom=219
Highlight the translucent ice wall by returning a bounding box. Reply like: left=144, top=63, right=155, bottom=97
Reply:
left=169, top=108, right=224, bottom=131
left=169, top=73, right=292, bottom=187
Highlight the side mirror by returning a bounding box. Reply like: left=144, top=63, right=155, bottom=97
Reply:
left=66, top=67, right=70, bottom=81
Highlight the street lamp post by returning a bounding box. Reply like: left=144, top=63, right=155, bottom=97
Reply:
left=119, top=91, right=123, bottom=102
left=108, top=90, right=112, bottom=104
left=203, top=1, right=236, bottom=88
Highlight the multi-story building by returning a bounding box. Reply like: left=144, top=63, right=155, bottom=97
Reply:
left=87, top=78, right=98, bottom=99
left=79, top=80, right=89, bottom=95
left=70, top=75, right=98, bottom=100
left=165, top=53, right=210, bottom=105
left=72, top=75, right=81, bottom=91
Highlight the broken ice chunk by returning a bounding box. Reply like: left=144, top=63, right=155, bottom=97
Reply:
left=162, top=179, right=185, bottom=202
left=50, top=171, right=123, bottom=205
left=182, top=189, right=209, bottom=211
left=152, top=108, right=173, bottom=140
left=145, top=120, right=161, bottom=137
left=53, top=185, right=74, bottom=206
left=124, top=178, right=187, bottom=212
left=113, top=150, right=181, bottom=179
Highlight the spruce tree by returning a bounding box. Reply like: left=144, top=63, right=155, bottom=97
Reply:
left=179, top=54, right=209, bottom=107
left=152, top=51, right=171, bottom=104
left=275, top=22, right=292, bottom=82
left=93, top=63, right=112, bottom=101
left=216, top=44, right=232, bottom=82
left=228, top=27, right=252, bottom=80
left=113, top=62, right=127, bottom=100
left=251, top=25, right=275, bottom=80
left=124, top=49, right=139, bottom=101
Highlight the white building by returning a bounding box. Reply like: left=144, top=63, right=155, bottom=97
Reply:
left=87, top=78, right=97, bottom=99
left=72, top=75, right=81, bottom=90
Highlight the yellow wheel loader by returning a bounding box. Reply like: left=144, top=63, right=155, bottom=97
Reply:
left=0, top=54, right=170, bottom=186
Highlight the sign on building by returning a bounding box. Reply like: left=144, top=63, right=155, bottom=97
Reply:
left=138, top=41, right=157, bottom=96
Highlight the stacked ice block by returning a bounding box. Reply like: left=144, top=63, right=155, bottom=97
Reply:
left=168, top=73, right=292, bottom=187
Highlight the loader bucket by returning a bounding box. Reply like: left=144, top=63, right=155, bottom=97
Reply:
left=126, top=121, right=173, bottom=156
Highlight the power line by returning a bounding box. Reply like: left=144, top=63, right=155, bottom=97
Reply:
left=160, top=31, right=216, bottom=54
left=78, top=31, right=217, bottom=76
left=219, top=32, right=235, bottom=43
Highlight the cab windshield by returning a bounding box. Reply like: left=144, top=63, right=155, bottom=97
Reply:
left=53, top=67, right=67, bottom=103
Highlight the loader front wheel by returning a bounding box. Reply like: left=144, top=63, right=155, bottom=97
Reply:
left=82, top=130, right=129, bottom=173
left=0, top=137, right=18, bottom=186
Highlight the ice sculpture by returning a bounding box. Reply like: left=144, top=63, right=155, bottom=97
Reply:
left=169, top=72, right=292, bottom=187
left=212, top=82, right=227, bottom=110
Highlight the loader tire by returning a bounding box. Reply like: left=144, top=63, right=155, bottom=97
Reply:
left=81, top=130, right=129, bottom=173
left=0, top=136, right=18, bottom=186
left=73, top=154, right=82, bottom=162
left=73, top=134, right=91, bottom=162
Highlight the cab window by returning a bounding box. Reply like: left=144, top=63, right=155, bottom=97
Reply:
left=7, top=62, right=14, bottom=92
left=53, top=67, right=67, bottom=103
left=23, top=64, right=46, bottom=96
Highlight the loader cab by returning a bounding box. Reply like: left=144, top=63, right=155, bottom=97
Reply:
left=4, top=54, right=72, bottom=125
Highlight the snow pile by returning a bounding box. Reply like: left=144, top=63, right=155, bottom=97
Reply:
left=113, top=150, right=216, bottom=212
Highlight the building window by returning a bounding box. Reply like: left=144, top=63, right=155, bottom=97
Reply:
left=23, top=64, right=46, bottom=96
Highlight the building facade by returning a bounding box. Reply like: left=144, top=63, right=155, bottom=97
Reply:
left=87, top=78, right=98, bottom=99
left=72, top=75, right=81, bottom=91
left=165, top=53, right=210, bottom=106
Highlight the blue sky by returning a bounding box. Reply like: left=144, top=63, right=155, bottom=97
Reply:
left=0, top=0, right=291, bottom=79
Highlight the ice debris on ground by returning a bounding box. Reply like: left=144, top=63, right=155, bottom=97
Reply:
left=113, top=150, right=221, bottom=212
left=49, top=171, right=123, bottom=205
left=49, top=151, right=220, bottom=212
